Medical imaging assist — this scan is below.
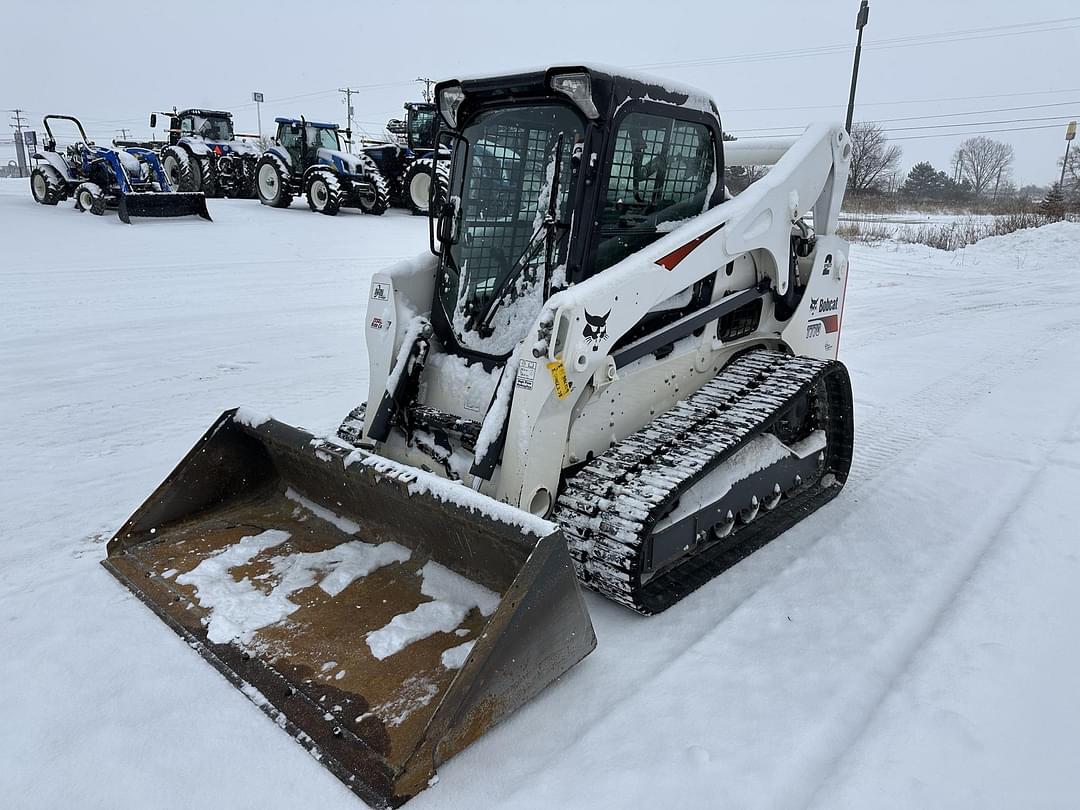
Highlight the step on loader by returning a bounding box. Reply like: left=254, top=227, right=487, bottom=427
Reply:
left=104, top=65, right=855, bottom=806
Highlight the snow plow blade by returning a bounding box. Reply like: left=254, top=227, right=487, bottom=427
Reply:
left=117, top=191, right=211, bottom=223
left=102, top=410, right=595, bottom=807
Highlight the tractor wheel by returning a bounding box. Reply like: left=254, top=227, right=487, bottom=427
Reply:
left=30, top=165, right=64, bottom=205
left=256, top=154, right=293, bottom=208
left=355, top=155, right=390, bottom=216
left=401, top=158, right=449, bottom=215
left=305, top=168, right=342, bottom=216
left=197, top=155, right=218, bottom=198
left=162, top=147, right=199, bottom=192
left=73, top=182, right=106, bottom=215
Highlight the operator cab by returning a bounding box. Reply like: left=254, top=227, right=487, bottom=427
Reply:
left=273, top=118, right=342, bottom=166
left=153, top=109, right=235, bottom=144
left=430, top=65, right=725, bottom=361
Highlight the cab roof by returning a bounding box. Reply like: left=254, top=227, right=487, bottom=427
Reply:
left=274, top=117, right=339, bottom=129
left=436, top=64, right=719, bottom=126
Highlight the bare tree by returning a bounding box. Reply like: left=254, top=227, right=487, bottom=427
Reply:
left=1060, top=147, right=1080, bottom=208
left=847, top=123, right=903, bottom=195
left=953, top=136, right=1014, bottom=198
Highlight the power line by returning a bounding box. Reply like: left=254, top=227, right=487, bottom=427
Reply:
left=632, top=15, right=1080, bottom=72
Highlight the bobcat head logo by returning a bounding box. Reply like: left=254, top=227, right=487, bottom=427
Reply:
left=809, top=297, right=819, bottom=314
left=583, top=309, right=611, bottom=350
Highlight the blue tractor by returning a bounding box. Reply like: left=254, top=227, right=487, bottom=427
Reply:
left=255, top=117, right=390, bottom=215
left=361, top=102, right=450, bottom=214
left=29, top=115, right=211, bottom=222
left=152, top=108, right=261, bottom=199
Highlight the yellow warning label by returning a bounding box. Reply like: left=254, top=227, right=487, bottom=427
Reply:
left=547, top=359, right=572, bottom=400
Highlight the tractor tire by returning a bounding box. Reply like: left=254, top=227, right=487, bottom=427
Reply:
left=401, top=158, right=449, bottom=215
left=196, top=155, right=217, bottom=198
left=305, top=168, right=342, bottom=216
left=256, top=154, right=293, bottom=208
left=30, top=165, right=64, bottom=205
left=161, top=146, right=198, bottom=192
left=73, top=182, right=106, bottom=215
left=355, top=155, right=390, bottom=216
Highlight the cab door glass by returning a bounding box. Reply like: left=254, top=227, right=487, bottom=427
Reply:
left=594, top=113, right=715, bottom=273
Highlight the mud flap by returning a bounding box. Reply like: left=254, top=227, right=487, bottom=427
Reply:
left=117, top=191, right=212, bottom=223
left=102, top=410, right=595, bottom=808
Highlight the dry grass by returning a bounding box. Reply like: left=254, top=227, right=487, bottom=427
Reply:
left=896, top=212, right=1050, bottom=251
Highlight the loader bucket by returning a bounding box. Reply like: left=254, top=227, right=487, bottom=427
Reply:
left=117, top=191, right=212, bottom=223
left=102, top=410, right=595, bottom=808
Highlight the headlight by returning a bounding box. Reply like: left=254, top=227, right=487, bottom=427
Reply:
left=438, top=85, right=465, bottom=129
left=550, top=71, right=599, bottom=119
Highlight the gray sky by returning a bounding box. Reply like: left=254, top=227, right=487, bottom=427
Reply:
left=2, top=0, right=1075, bottom=185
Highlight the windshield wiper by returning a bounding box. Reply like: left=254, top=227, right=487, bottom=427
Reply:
left=471, top=134, right=566, bottom=336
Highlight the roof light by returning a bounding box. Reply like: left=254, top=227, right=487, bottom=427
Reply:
left=550, top=72, right=599, bottom=119
left=438, top=85, right=465, bottom=129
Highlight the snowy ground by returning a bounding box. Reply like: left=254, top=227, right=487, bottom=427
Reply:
left=3, top=176, right=1079, bottom=809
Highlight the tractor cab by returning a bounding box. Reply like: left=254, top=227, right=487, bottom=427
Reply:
left=273, top=118, right=342, bottom=166
left=151, top=109, right=236, bottom=145
left=430, top=65, right=725, bottom=360
left=404, top=102, right=438, bottom=152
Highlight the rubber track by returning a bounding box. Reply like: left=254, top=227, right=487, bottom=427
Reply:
left=552, top=350, right=854, bottom=614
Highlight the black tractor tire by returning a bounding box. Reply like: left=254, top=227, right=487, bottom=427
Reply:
left=161, top=146, right=198, bottom=192
left=305, top=168, right=343, bottom=216
left=256, top=154, right=293, bottom=208
left=236, top=158, right=257, bottom=199
left=355, top=154, right=390, bottom=215
left=30, top=165, right=64, bottom=205
left=73, top=182, right=107, bottom=215
left=401, top=158, right=449, bottom=215
left=196, top=155, right=217, bottom=198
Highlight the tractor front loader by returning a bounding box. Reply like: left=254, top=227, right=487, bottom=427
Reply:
left=104, top=65, right=854, bottom=806
left=30, top=115, right=211, bottom=222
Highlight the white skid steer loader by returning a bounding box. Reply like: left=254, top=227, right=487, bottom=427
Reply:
left=104, top=65, right=854, bottom=807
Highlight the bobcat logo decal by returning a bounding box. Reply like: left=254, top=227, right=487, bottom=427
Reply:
left=582, top=309, right=611, bottom=350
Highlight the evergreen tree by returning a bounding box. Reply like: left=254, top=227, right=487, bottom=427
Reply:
left=1039, top=183, right=1066, bottom=219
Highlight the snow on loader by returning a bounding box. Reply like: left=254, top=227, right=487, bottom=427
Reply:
left=30, top=115, right=210, bottom=222
left=255, top=117, right=391, bottom=214
left=103, top=66, right=855, bottom=806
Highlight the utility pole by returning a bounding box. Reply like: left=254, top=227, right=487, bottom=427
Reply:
left=116, top=128, right=129, bottom=140
left=1061, top=120, right=1076, bottom=187
left=415, top=77, right=434, bottom=103
left=845, top=1, right=870, bottom=133
left=10, top=108, right=28, bottom=178
left=339, top=87, right=356, bottom=149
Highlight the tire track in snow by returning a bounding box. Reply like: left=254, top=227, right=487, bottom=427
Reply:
left=796, top=400, right=1080, bottom=810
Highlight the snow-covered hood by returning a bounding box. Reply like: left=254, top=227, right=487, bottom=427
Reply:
left=317, top=148, right=367, bottom=176
left=181, top=136, right=260, bottom=157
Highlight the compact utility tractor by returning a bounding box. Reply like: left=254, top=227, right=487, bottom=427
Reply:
left=361, top=101, right=450, bottom=214
left=255, top=117, right=390, bottom=215
left=103, top=66, right=854, bottom=806
left=152, top=108, right=260, bottom=199
left=29, top=115, right=210, bottom=222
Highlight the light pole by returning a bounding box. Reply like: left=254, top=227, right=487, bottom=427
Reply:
left=253, top=91, right=265, bottom=140
left=845, top=1, right=870, bottom=133
left=1061, top=120, right=1076, bottom=187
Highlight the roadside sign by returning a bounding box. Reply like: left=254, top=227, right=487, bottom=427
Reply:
left=252, top=92, right=264, bottom=103
left=24, top=131, right=36, bottom=147
left=1067, top=121, right=1076, bottom=142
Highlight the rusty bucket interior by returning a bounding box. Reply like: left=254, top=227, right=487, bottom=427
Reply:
left=103, top=410, right=596, bottom=807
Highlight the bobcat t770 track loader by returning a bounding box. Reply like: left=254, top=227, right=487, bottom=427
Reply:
left=104, top=65, right=854, bottom=807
